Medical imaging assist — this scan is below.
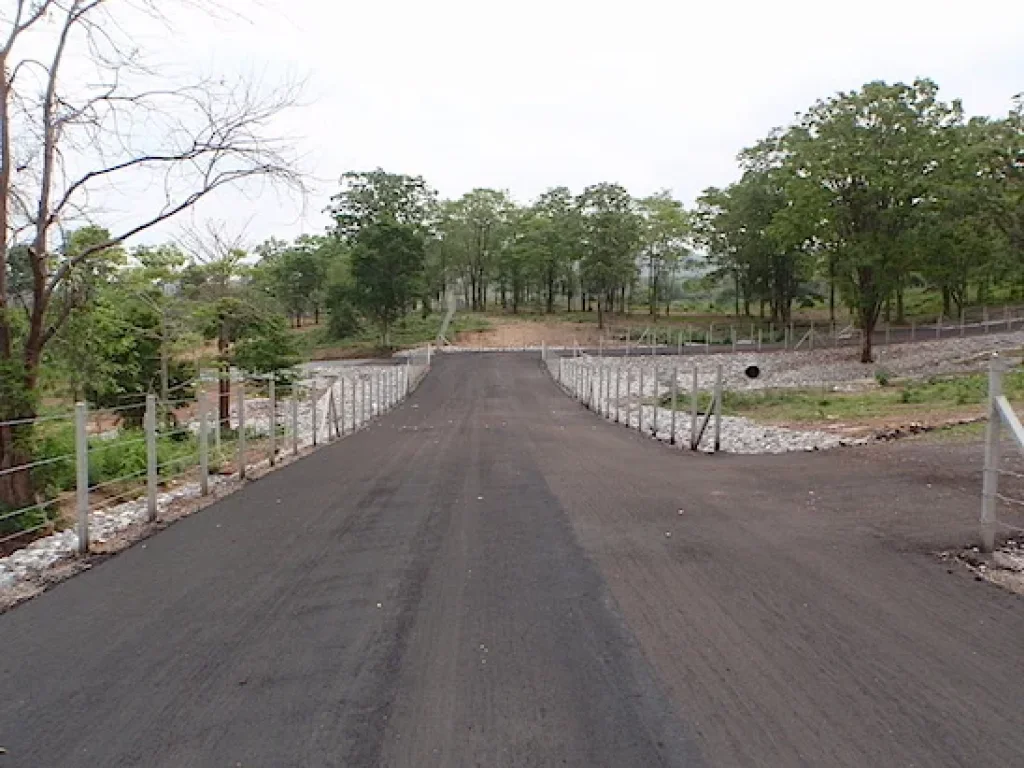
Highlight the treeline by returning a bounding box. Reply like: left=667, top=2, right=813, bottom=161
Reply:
left=695, top=79, right=1023, bottom=362
left=263, top=171, right=693, bottom=345
left=266, top=79, right=1022, bottom=364
left=22, top=225, right=302, bottom=413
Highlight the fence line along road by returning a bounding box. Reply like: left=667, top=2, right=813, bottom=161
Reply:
left=981, top=355, right=1024, bottom=552
left=0, top=349, right=432, bottom=580
left=554, top=354, right=725, bottom=453
left=483, top=302, right=1024, bottom=356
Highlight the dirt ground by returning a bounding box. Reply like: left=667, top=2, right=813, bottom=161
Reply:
left=453, top=318, right=615, bottom=348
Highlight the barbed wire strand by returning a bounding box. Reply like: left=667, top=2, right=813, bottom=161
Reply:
left=0, top=520, right=56, bottom=545
left=0, top=452, right=75, bottom=478
left=995, top=493, right=1024, bottom=509
left=0, top=496, right=62, bottom=525
left=0, top=411, right=76, bottom=428
left=88, top=468, right=149, bottom=494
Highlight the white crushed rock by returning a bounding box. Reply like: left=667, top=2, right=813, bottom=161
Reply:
left=556, top=330, right=1024, bottom=393
left=0, top=362, right=427, bottom=597
left=956, top=538, right=1024, bottom=596
left=546, top=331, right=1024, bottom=454
left=572, top=392, right=863, bottom=454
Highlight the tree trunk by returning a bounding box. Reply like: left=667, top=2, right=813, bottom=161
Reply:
left=733, top=271, right=740, bottom=318
left=218, top=328, right=230, bottom=432
left=860, top=315, right=875, bottom=364
left=649, top=255, right=657, bottom=316
left=828, top=259, right=836, bottom=325
left=895, top=284, right=905, bottom=325
left=597, top=295, right=604, bottom=329
left=0, top=422, right=36, bottom=511
left=941, top=287, right=951, bottom=317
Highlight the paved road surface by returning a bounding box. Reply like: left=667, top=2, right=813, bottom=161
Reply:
left=1, top=354, right=1022, bottom=767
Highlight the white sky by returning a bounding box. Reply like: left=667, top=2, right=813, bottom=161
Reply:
left=100, top=0, right=1024, bottom=246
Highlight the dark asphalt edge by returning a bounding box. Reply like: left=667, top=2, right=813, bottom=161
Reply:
left=0, top=371, right=437, bottom=617
left=519, top=355, right=708, bottom=766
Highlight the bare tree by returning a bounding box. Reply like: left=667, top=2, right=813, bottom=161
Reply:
left=178, top=220, right=250, bottom=432
left=0, top=0, right=306, bottom=508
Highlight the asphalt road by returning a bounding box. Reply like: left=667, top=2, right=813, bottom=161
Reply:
left=1, top=354, right=1022, bottom=767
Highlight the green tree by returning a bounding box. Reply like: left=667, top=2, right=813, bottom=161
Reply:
left=348, top=221, right=426, bottom=346
left=531, top=187, right=580, bottom=313
left=578, top=183, right=640, bottom=328
left=257, top=235, right=331, bottom=327
left=638, top=191, right=689, bottom=316
left=329, top=169, right=437, bottom=242
left=779, top=79, right=962, bottom=362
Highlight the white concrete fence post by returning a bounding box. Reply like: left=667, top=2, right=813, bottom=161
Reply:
left=268, top=376, right=277, bottom=466
left=199, top=405, right=209, bottom=496
left=615, top=364, right=621, bottom=423
left=340, top=378, right=347, bottom=434
left=652, top=364, right=660, bottom=437
left=600, top=366, right=607, bottom=417
left=75, top=402, right=89, bottom=554
left=981, top=357, right=1004, bottom=553
left=670, top=364, right=678, bottom=445
left=310, top=381, right=318, bottom=446
left=626, top=369, right=633, bottom=428
left=145, top=393, right=157, bottom=522
left=638, top=367, right=645, bottom=433
left=690, top=368, right=698, bottom=449
left=713, top=364, right=723, bottom=452
left=291, top=391, right=299, bottom=455
left=237, top=380, right=247, bottom=481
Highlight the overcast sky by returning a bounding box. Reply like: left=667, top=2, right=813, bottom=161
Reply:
left=117, top=0, right=1024, bottom=246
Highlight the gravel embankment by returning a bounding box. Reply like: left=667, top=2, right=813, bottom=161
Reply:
left=559, top=330, right=1024, bottom=393
left=548, top=331, right=1024, bottom=454
left=556, top=374, right=863, bottom=454
left=0, top=363, right=426, bottom=593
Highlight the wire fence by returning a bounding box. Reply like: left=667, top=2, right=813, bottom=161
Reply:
left=593, top=303, right=1024, bottom=356
left=552, top=354, right=724, bottom=452
left=0, top=349, right=432, bottom=561
left=982, top=357, right=1024, bottom=549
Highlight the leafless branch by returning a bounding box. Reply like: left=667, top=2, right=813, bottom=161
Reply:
left=0, top=0, right=309, bottom=368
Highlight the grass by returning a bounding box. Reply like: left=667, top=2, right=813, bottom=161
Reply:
left=1, top=422, right=206, bottom=537
left=660, top=368, right=1024, bottom=426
